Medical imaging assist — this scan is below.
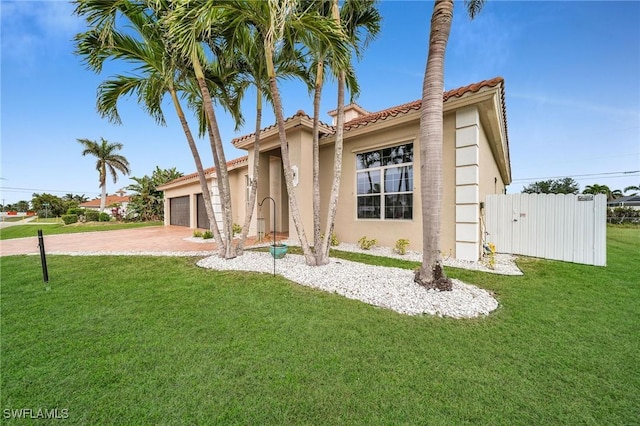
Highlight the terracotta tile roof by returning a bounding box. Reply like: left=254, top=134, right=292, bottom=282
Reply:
left=327, top=102, right=370, bottom=118
left=80, top=195, right=130, bottom=208
left=231, top=77, right=506, bottom=147
left=160, top=156, right=249, bottom=187
left=342, top=76, right=505, bottom=131
left=231, top=110, right=333, bottom=146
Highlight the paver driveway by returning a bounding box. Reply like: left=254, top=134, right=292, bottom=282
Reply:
left=0, top=226, right=220, bottom=256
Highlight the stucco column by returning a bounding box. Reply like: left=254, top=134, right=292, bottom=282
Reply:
left=163, top=196, right=170, bottom=226
left=285, top=131, right=313, bottom=242
left=245, top=149, right=258, bottom=237
left=455, top=107, right=481, bottom=261
left=256, top=151, right=271, bottom=239
left=189, top=193, right=197, bottom=229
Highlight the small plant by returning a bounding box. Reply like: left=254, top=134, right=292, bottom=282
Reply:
left=99, top=212, right=111, bottom=222
left=232, top=223, right=242, bottom=236
left=394, top=238, right=410, bottom=255
left=483, top=242, right=497, bottom=269
left=193, top=230, right=203, bottom=238
left=321, top=232, right=340, bottom=246
left=358, top=236, right=377, bottom=250
left=202, top=230, right=213, bottom=239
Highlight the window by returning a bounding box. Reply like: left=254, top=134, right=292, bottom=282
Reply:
left=356, top=143, right=413, bottom=220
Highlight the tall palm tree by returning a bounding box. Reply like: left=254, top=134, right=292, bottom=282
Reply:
left=165, top=1, right=251, bottom=259
left=216, top=18, right=309, bottom=254
left=415, top=0, right=485, bottom=290
left=201, top=0, right=350, bottom=265
left=74, top=0, right=239, bottom=257
left=312, top=0, right=381, bottom=265
left=77, top=137, right=131, bottom=212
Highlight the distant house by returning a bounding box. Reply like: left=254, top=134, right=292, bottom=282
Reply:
left=158, top=77, right=511, bottom=262
left=80, top=191, right=130, bottom=215
left=607, top=195, right=640, bottom=210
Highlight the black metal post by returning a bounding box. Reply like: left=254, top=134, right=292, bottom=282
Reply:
left=258, top=197, right=276, bottom=276
left=37, top=229, right=49, bottom=283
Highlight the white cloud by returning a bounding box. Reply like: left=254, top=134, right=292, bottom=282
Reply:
left=1, top=1, right=82, bottom=65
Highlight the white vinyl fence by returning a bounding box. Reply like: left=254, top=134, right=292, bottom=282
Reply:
left=485, top=194, right=607, bottom=266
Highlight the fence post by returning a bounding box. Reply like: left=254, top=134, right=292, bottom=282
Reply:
left=37, top=229, right=49, bottom=283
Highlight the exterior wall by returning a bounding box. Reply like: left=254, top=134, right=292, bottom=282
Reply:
left=331, top=117, right=424, bottom=251
left=228, top=167, right=247, bottom=229
left=318, top=113, right=459, bottom=254
left=160, top=85, right=510, bottom=262
left=162, top=180, right=212, bottom=228
left=318, top=143, right=336, bottom=237
left=162, top=168, right=246, bottom=230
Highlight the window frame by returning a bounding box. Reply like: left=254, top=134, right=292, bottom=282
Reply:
left=355, top=142, right=414, bottom=221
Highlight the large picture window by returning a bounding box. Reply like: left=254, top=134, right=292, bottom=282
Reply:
left=356, top=143, right=413, bottom=220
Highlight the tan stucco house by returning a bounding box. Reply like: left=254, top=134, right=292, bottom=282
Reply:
left=158, top=77, right=511, bottom=261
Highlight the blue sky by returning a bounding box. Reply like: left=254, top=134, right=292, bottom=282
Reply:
left=1, top=0, right=639, bottom=205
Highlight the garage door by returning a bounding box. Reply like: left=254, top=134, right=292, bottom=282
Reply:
left=169, top=196, right=189, bottom=227
left=196, top=194, right=210, bottom=230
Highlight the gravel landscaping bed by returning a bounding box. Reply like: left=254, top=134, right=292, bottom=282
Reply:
left=48, top=239, right=521, bottom=318
left=197, top=242, right=511, bottom=318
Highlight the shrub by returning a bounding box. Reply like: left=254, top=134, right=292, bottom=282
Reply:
left=394, top=238, right=410, bottom=255
left=358, top=236, right=377, bottom=250
left=202, top=230, right=213, bottom=239
left=99, top=212, right=111, bottom=222
left=193, top=230, right=203, bottom=238
left=61, top=214, right=78, bottom=225
left=85, top=210, right=99, bottom=222
left=320, top=232, right=340, bottom=247
left=66, top=208, right=85, bottom=216
left=607, top=207, right=640, bottom=224
left=232, top=223, right=242, bottom=236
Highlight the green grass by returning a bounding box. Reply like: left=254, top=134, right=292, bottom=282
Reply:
left=0, top=221, right=163, bottom=240
left=1, top=228, right=638, bottom=424
left=1, top=216, right=30, bottom=223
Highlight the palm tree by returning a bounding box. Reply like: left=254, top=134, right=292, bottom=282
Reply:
left=216, top=17, right=309, bottom=254
left=165, top=1, right=254, bottom=259
left=414, top=0, right=485, bottom=290
left=583, top=184, right=622, bottom=200
left=74, top=0, right=239, bottom=257
left=624, top=184, right=639, bottom=196
left=203, top=0, right=350, bottom=265
left=77, top=137, right=131, bottom=212
left=312, top=0, right=381, bottom=265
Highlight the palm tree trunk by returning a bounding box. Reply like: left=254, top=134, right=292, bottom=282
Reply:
left=266, top=47, right=315, bottom=265
left=192, top=52, right=234, bottom=259
left=100, top=171, right=107, bottom=213
left=236, top=89, right=263, bottom=254
left=169, top=88, right=220, bottom=254
left=319, top=0, right=347, bottom=263
left=312, top=61, right=324, bottom=261
left=415, top=0, right=453, bottom=291
left=319, top=67, right=345, bottom=262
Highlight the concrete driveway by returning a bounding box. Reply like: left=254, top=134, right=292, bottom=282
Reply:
left=0, top=226, right=221, bottom=256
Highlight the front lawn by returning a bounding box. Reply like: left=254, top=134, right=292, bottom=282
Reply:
left=1, top=227, right=638, bottom=424
left=0, top=221, right=163, bottom=240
